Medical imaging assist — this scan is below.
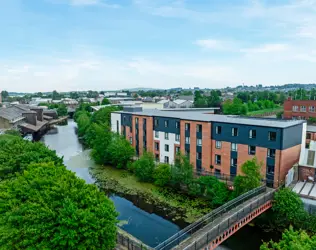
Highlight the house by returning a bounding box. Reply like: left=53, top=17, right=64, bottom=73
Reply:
left=111, top=107, right=305, bottom=188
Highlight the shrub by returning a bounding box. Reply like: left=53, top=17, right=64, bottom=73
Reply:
left=134, top=152, right=155, bottom=182
left=154, top=163, right=172, bottom=186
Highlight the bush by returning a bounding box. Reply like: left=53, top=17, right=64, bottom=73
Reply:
left=0, top=163, right=118, bottom=249
left=170, top=153, right=194, bottom=188
left=4, top=129, right=21, bottom=137
left=134, top=152, right=155, bottom=182
left=154, top=163, right=172, bottom=186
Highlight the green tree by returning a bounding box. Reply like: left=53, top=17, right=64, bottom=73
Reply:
left=76, top=112, right=91, bottom=137
left=154, top=163, right=171, bottom=186
left=260, top=227, right=316, bottom=250
left=0, top=135, right=63, bottom=180
left=101, top=98, right=110, bottom=105
left=91, top=106, right=120, bottom=125
left=134, top=152, right=155, bottom=182
left=0, top=163, right=118, bottom=249
left=90, top=125, right=112, bottom=164
left=233, top=158, right=262, bottom=196
left=57, top=104, right=68, bottom=116
left=223, top=98, right=248, bottom=115
left=4, top=129, right=21, bottom=137
left=171, top=153, right=194, bottom=188
left=70, top=92, right=79, bottom=100
left=104, top=134, right=134, bottom=169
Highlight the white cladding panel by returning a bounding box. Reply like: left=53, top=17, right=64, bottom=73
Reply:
left=111, top=113, right=121, bottom=133
left=153, top=131, right=180, bottom=164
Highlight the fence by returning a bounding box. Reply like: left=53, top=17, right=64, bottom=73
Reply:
left=194, top=169, right=236, bottom=183
left=154, top=186, right=267, bottom=250
left=117, top=231, right=152, bottom=250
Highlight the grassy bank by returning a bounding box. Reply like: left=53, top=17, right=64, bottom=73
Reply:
left=247, top=106, right=283, bottom=116
left=90, top=165, right=211, bottom=223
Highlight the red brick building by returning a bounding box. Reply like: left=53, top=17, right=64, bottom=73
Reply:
left=284, top=97, right=316, bottom=120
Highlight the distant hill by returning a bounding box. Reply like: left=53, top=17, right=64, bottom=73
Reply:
left=121, top=88, right=162, bottom=92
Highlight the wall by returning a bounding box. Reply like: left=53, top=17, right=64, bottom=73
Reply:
left=284, top=99, right=316, bottom=119
left=212, top=122, right=283, bottom=149
left=153, top=130, right=179, bottom=164
left=282, top=124, right=304, bottom=149
left=111, top=113, right=121, bottom=133
left=0, top=117, right=11, bottom=129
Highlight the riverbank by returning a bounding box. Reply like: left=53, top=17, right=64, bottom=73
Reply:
left=90, top=164, right=212, bottom=224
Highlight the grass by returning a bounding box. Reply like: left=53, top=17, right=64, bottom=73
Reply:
left=90, top=165, right=211, bottom=223
left=247, top=106, right=283, bottom=116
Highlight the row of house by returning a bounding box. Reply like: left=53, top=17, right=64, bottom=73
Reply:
left=111, top=107, right=305, bottom=188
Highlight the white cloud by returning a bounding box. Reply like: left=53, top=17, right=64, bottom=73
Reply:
left=194, top=39, right=229, bottom=50
left=55, top=0, right=120, bottom=8
left=241, top=44, right=289, bottom=53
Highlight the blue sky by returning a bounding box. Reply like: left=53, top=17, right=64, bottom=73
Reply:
left=0, top=0, right=316, bottom=92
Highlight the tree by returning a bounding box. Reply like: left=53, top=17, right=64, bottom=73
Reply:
left=154, top=163, right=171, bottom=186
left=104, top=134, right=134, bottom=169
left=101, top=98, right=110, bottom=105
left=76, top=112, right=91, bottom=137
left=70, top=92, right=79, bottom=100
left=260, top=227, right=316, bottom=250
left=233, top=158, right=262, bottom=196
left=91, top=106, right=120, bottom=125
left=0, top=163, right=118, bottom=249
left=52, top=90, right=62, bottom=100
left=0, top=135, right=63, bottom=180
left=57, top=104, right=68, bottom=117
left=272, top=188, right=306, bottom=229
left=1, top=90, right=9, bottom=100
left=90, top=125, right=112, bottom=164
left=134, top=152, right=155, bottom=182
left=223, top=98, right=248, bottom=115
left=171, top=153, right=194, bottom=188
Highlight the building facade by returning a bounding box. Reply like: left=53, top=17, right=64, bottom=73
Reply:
left=111, top=108, right=306, bottom=187
left=284, top=98, right=316, bottom=120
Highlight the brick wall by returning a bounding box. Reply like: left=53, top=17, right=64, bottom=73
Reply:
left=275, top=144, right=301, bottom=186
left=284, top=99, right=316, bottom=119
left=202, top=122, right=212, bottom=170
left=146, top=117, right=154, bottom=152
left=299, top=166, right=315, bottom=181
left=211, top=140, right=231, bottom=175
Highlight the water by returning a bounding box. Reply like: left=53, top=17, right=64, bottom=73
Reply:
left=41, top=120, right=278, bottom=249
left=41, top=120, right=181, bottom=247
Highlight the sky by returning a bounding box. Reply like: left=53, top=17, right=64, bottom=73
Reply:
left=0, top=0, right=316, bottom=92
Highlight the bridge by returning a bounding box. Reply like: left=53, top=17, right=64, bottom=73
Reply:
left=153, top=186, right=275, bottom=250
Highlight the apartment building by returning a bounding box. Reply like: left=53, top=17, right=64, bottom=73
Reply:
left=111, top=107, right=306, bottom=187
left=284, top=97, right=316, bottom=120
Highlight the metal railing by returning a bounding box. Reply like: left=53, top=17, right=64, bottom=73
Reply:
left=194, top=169, right=237, bottom=182
left=154, top=186, right=267, bottom=250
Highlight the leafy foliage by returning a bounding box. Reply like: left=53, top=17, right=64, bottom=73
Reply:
left=91, top=106, right=120, bottom=125
left=4, top=129, right=21, bottom=137
left=223, top=98, right=248, bottom=115
left=90, top=125, right=112, bottom=164
left=76, top=112, right=91, bottom=137
left=154, top=163, right=172, bottom=186
left=170, top=153, right=194, bottom=188
left=101, top=98, right=110, bottom=105
left=194, top=90, right=221, bottom=108
left=233, top=158, right=262, bottom=196
left=134, top=152, right=155, bottom=182
left=0, top=163, right=118, bottom=250
left=0, top=135, right=63, bottom=180
left=260, top=227, right=316, bottom=250
left=39, top=103, right=68, bottom=116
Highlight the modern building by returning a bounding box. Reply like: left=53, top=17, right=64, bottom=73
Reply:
left=111, top=107, right=306, bottom=187
left=162, top=99, right=194, bottom=109
left=284, top=97, right=316, bottom=120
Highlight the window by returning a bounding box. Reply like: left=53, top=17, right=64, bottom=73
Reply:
left=176, top=147, right=180, bottom=154
left=155, top=131, right=159, bottom=138
left=267, top=148, right=276, bottom=158
left=176, top=121, right=180, bottom=128
left=155, top=142, right=159, bottom=151
left=249, top=129, right=256, bottom=139
left=231, top=158, right=237, bottom=167
left=301, top=106, right=306, bottom=112
left=185, top=149, right=190, bottom=157
left=248, top=145, right=256, bottom=155
left=185, top=137, right=190, bottom=144
left=215, top=169, right=221, bottom=177
left=155, top=154, right=159, bottom=162
left=129, top=117, right=132, bottom=123
left=164, top=120, right=169, bottom=127
left=197, top=152, right=202, bottom=160
left=310, top=106, right=315, bottom=112
left=216, top=126, right=222, bottom=134
left=197, top=124, right=202, bottom=132
left=185, top=123, right=190, bottom=131
left=123, top=116, right=126, bottom=123
left=165, top=132, right=169, bottom=140
left=267, top=165, right=274, bottom=174
left=155, top=119, right=159, bottom=126
left=307, top=133, right=312, bottom=140
left=129, top=137, right=133, bottom=144
left=215, top=141, right=222, bottom=149
left=135, top=117, right=139, bottom=124
left=292, top=105, right=299, bottom=112
left=231, top=143, right=237, bottom=151
left=232, top=128, right=238, bottom=136
left=306, top=143, right=310, bottom=149
left=136, top=128, right=139, bottom=136
left=307, top=150, right=315, bottom=166
left=164, top=156, right=169, bottom=164
left=175, top=134, right=180, bottom=142
left=165, top=144, right=169, bottom=152
left=268, top=131, right=277, bottom=141
left=116, top=120, right=119, bottom=133
left=215, top=155, right=221, bottom=165
left=197, top=138, right=202, bottom=146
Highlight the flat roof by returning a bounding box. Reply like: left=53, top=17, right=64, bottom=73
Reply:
left=307, top=125, right=316, bottom=132
left=115, top=109, right=305, bottom=128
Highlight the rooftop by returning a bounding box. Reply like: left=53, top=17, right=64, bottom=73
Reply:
left=307, top=125, right=316, bottom=133
left=116, top=109, right=305, bottom=128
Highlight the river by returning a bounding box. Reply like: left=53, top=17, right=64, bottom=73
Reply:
left=41, top=120, right=277, bottom=249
